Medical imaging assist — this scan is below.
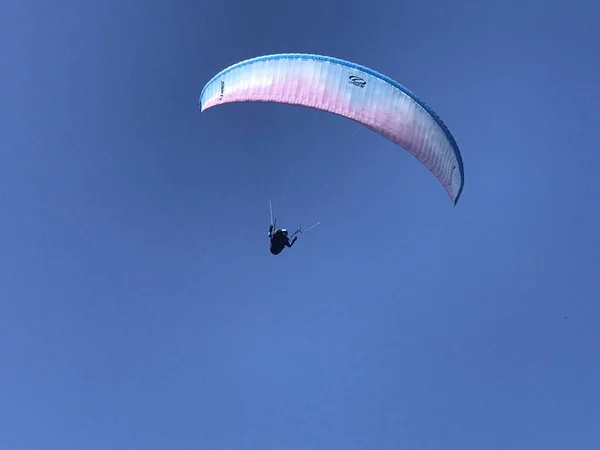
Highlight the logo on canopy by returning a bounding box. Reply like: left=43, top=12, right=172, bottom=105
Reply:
left=348, top=75, right=366, bottom=88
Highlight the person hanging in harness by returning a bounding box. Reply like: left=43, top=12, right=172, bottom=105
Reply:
left=268, top=224, right=298, bottom=255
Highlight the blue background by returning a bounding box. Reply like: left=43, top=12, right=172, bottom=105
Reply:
left=1, top=0, right=599, bottom=449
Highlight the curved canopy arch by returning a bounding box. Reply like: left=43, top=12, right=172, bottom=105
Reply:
left=200, top=53, right=464, bottom=204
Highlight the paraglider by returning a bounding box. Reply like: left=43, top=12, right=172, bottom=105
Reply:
left=199, top=52, right=465, bottom=205
left=268, top=225, right=297, bottom=255
left=265, top=200, right=319, bottom=256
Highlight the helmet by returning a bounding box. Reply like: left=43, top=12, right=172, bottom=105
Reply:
left=281, top=229, right=288, bottom=235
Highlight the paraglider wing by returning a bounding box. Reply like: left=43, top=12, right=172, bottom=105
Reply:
left=199, top=53, right=464, bottom=204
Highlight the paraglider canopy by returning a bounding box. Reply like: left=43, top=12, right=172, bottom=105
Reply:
left=200, top=53, right=464, bottom=204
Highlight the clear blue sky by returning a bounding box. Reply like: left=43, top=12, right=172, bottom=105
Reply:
left=1, top=0, right=599, bottom=449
